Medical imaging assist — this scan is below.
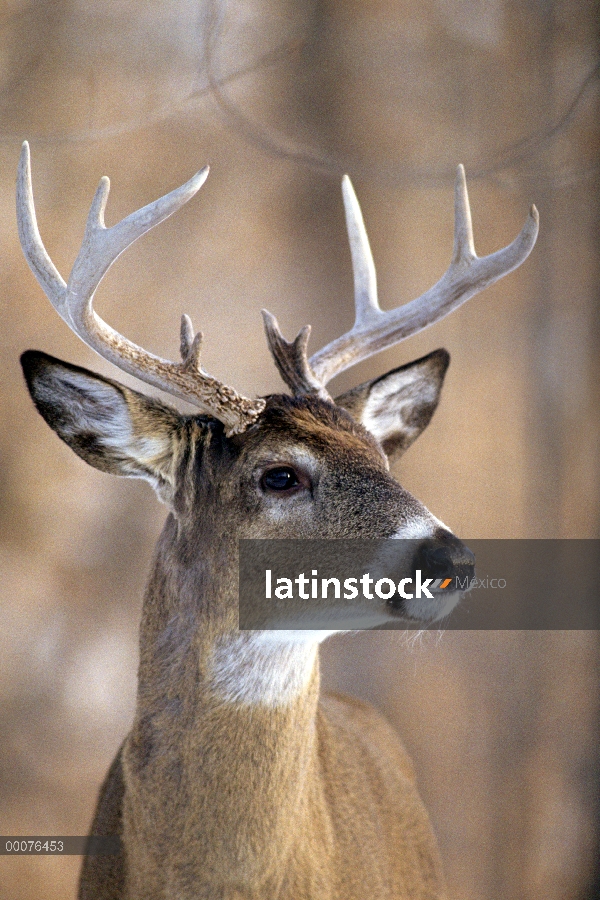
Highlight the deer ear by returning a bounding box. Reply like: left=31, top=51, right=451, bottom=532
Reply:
left=335, top=349, right=450, bottom=461
left=21, top=350, right=181, bottom=503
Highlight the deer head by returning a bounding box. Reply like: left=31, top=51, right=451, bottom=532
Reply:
left=18, top=142, right=538, bottom=631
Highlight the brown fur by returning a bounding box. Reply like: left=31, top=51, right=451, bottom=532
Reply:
left=21, top=350, right=454, bottom=900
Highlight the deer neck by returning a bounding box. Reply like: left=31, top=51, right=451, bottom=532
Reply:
left=123, top=514, right=325, bottom=888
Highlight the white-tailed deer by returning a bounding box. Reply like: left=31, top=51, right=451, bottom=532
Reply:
left=18, top=141, right=538, bottom=900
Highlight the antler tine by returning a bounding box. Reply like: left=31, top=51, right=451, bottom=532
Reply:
left=261, top=310, right=328, bottom=398
left=305, top=168, right=539, bottom=387
left=341, top=174, right=380, bottom=327
left=17, top=142, right=265, bottom=436
left=452, top=163, right=476, bottom=264
left=261, top=176, right=383, bottom=397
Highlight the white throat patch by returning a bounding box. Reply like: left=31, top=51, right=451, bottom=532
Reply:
left=210, top=632, right=329, bottom=707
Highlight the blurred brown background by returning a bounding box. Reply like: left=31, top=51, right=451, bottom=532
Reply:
left=0, top=1, right=598, bottom=898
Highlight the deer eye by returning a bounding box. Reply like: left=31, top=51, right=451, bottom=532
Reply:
left=261, top=467, right=301, bottom=492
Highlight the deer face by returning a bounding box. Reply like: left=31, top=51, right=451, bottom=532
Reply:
left=226, top=395, right=440, bottom=543
left=22, top=346, right=473, bottom=629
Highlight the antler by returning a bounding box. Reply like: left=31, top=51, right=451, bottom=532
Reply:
left=17, top=142, right=265, bottom=436
left=263, top=166, right=539, bottom=394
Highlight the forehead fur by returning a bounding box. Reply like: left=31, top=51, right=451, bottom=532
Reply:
left=246, top=394, right=385, bottom=458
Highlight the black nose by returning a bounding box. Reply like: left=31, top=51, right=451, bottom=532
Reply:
left=414, top=532, right=475, bottom=582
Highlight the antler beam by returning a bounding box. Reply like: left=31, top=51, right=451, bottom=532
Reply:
left=264, top=167, right=539, bottom=392
left=17, top=142, right=265, bottom=436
